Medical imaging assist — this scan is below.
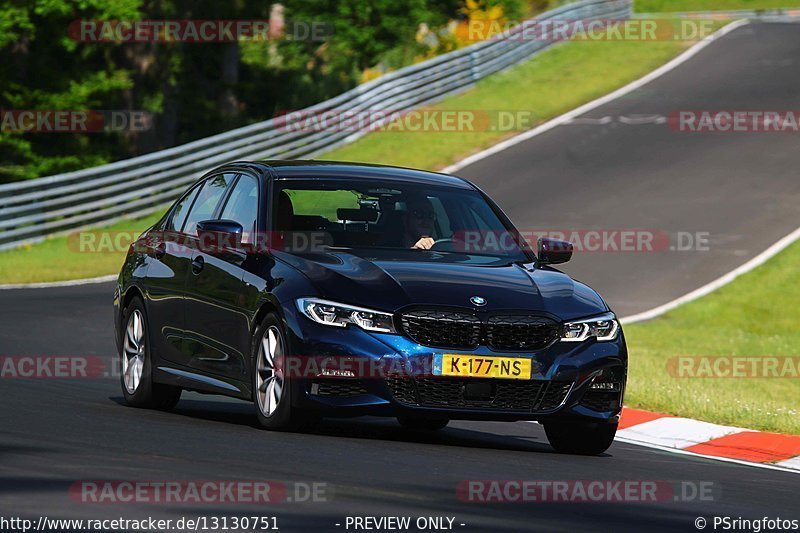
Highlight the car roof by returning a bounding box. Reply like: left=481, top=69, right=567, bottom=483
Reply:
left=226, top=160, right=476, bottom=190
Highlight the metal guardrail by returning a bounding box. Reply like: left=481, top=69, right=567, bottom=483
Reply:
left=0, top=0, right=631, bottom=251
left=635, top=8, right=800, bottom=21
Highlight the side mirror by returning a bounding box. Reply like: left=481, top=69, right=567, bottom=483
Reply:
left=537, top=237, right=573, bottom=265
left=196, top=219, right=244, bottom=251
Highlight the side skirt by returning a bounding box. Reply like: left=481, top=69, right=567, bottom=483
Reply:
left=153, top=365, right=252, bottom=401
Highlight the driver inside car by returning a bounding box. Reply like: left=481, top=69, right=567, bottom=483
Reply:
left=403, top=195, right=437, bottom=250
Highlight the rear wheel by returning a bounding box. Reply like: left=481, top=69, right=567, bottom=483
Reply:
left=120, top=298, right=181, bottom=410
left=252, top=313, right=316, bottom=431
left=544, top=421, right=617, bottom=455
left=397, top=416, right=449, bottom=431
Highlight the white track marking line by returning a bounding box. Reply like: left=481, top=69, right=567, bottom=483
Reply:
left=442, top=18, right=800, bottom=327
left=1, top=17, right=792, bottom=477
left=0, top=274, right=117, bottom=290
left=0, top=20, right=755, bottom=292
left=442, top=19, right=750, bottom=174
left=620, top=224, right=800, bottom=324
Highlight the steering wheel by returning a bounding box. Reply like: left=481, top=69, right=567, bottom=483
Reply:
left=429, top=238, right=464, bottom=252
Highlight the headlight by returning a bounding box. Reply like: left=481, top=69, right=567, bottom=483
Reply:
left=296, top=298, right=396, bottom=333
left=560, top=312, right=619, bottom=342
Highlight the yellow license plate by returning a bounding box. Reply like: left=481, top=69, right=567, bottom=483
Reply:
left=433, top=354, right=532, bottom=380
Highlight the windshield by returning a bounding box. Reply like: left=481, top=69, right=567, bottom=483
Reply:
left=273, top=179, right=530, bottom=264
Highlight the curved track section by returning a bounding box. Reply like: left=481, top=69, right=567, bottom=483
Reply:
left=459, top=22, right=800, bottom=316
left=1, top=23, right=799, bottom=532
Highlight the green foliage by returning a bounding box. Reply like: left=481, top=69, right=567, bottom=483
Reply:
left=283, top=0, right=430, bottom=72
left=0, top=18, right=708, bottom=285
left=325, top=33, right=698, bottom=170
left=0, top=0, right=142, bottom=181
left=0, top=0, right=557, bottom=184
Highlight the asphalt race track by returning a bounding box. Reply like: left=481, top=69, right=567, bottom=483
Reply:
left=460, top=22, right=800, bottom=316
left=1, top=23, right=799, bottom=532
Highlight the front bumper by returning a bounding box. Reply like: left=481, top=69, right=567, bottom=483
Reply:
left=282, top=305, right=627, bottom=423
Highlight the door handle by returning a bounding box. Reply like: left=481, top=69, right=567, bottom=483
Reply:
left=191, top=255, right=205, bottom=275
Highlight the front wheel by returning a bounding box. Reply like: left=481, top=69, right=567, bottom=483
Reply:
left=120, top=298, right=181, bottom=410
left=544, top=421, right=617, bottom=455
left=252, top=313, right=316, bottom=431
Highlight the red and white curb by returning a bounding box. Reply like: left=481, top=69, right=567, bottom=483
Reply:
left=617, top=407, right=800, bottom=473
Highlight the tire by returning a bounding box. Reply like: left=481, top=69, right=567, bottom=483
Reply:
left=544, top=420, right=617, bottom=455
left=397, top=416, right=449, bottom=431
left=251, top=313, right=316, bottom=431
left=120, top=298, right=181, bottom=410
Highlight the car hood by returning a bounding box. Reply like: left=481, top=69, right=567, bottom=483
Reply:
left=276, top=250, right=609, bottom=321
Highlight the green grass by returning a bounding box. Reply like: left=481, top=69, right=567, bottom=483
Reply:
left=2, top=32, right=705, bottom=284
left=635, top=0, right=800, bottom=12
left=0, top=212, right=164, bottom=284
left=1, top=20, right=796, bottom=436
left=324, top=38, right=699, bottom=170
left=624, top=240, right=800, bottom=435
left=287, top=189, right=360, bottom=220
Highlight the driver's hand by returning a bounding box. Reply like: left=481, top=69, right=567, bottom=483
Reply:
left=412, top=236, right=435, bottom=250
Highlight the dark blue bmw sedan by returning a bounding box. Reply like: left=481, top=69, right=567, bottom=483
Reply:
left=114, top=161, right=627, bottom=454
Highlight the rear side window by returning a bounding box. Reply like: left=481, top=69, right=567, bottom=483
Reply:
left=182, top=173, right=236, bottom=235
left=220, top=174, right=259, bottom=243
left=164, top=184, right=200, bottom=232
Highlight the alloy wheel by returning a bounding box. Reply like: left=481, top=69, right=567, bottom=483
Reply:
left=122, top=309, right=145, bottom=394
left=256, top=326, right=285, bottom=417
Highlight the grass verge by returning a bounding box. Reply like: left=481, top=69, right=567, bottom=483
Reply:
left=323, top=37, right=697, bottom=169
left=0, top=212, right=163, bottom=284
left=624, top=238, right=800, bottom=435
left=1, top=18, right=795, bottom=436
left=1, top=32, right=705, bottom=284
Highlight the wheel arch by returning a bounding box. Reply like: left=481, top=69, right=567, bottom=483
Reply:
left=118, top=285, right=145, bottom=348
left=250, top=297, right=291, bottom=355
left=122, top=285, right=144, bottom=311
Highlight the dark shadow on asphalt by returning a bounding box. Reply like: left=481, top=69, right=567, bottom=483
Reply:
left=0, top=477, right=75, bottom=494
left=109, top=395, right=263, bottom=428
left=0, top=444, right=54, bottom=458
left=109, top=396, right=586, bottom=455
left=309, top=417, right=559, bottom=454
